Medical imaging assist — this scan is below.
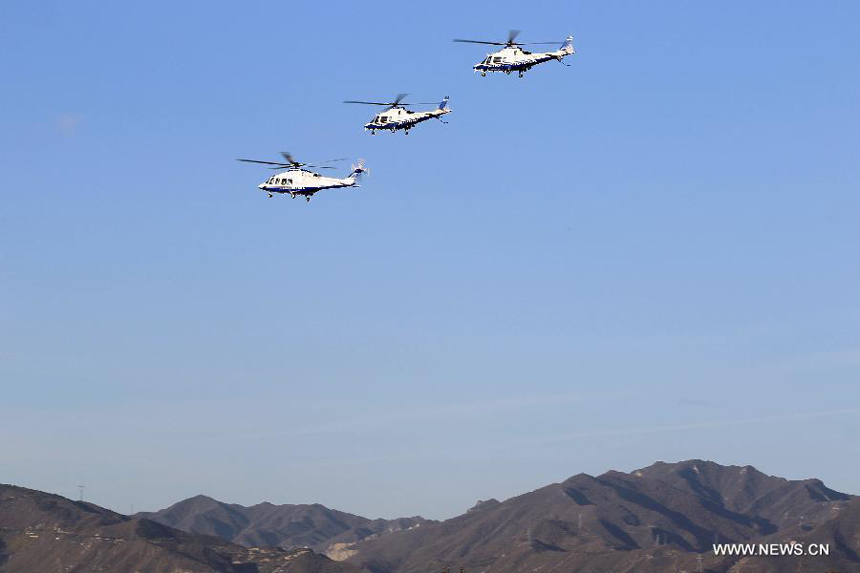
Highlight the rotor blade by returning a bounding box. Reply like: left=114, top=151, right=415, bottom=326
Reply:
left=237, top=158, right=291, bottom=166
left=280, top=151, right=299, bottom=165
left=453, top=39, right=506, bottom=45
left=270, top=164, right=334, bottom=170
left=392, top=93, right=408, bottom=106
left=507, top=29, right=521, bottom=44
left=519, top=41, right=565, bottom=45
left=343, top=100, right=393, bottom=105
left=399, top=102, right=441, bottom=106
left=318, top=157, right=348, bottom=163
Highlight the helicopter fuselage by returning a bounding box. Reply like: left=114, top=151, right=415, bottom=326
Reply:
left=474, top=42, right=574, bottom=76
left=257, top=168, right=359, bottom=199
left=365, top=106, right=451, bottom=134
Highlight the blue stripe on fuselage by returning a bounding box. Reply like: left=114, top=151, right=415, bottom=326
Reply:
left=474, top=55, right=553, bottom=72
left=262, top=185, right=345, bottom=194
left=364, top=115, right=431, bottom=130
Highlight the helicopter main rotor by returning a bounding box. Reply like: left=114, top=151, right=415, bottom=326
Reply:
left=453, top=29, right=562, bottom=47
left=236, top=152, right=347, bottom=170
left=343, top=93, right=441, bottom=110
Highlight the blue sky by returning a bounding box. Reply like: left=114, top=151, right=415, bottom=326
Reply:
left=1, top=0, right=859, bottom=520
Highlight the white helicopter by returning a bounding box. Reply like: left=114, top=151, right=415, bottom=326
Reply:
left=237, top=152, right=367, bottom=201
left=343, top=94, right=451, bottom=135
left=453, top=30, right=574, bottom=77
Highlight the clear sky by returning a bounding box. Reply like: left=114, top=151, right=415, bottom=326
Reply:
left=1, top=0, right=859, bottom=521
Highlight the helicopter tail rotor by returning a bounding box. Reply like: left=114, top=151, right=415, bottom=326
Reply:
left=349, top=159, right=368, bottom=180
left=561, top=35, right=575, bottom=54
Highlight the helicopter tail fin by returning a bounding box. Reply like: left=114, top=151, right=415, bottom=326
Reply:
left=560, top=35, right=575, bottom=54
left=347, top=160, right=368, bottom=182
left=438, top=96, right=450, bottom=110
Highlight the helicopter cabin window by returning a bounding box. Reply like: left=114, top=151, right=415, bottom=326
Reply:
left=380, top=116, right=388, bottom=123
left=493, top=56, right=502, bottom=63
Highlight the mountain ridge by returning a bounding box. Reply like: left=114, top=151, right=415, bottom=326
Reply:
left=0, top=483, right=360, bottom=573
left=341, top=459, right=857, bottom=572
left=12, top=459, right=857, bottom=572
left=136, top=495, right=432, bottom=554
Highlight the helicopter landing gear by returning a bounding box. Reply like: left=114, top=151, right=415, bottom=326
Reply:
left=371, top=130, right=376, bottom=135
left=268, top=193, right=273, bottom=198
left=404, top=129, right=409, bottom=136
left=481, top=72, right=486, bottom=77
left=305, top=196, right=311, bottom=202
left=518, top=71, right=524, bottom=78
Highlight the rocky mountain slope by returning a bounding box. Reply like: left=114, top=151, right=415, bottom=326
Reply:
left=0, top=484, right=360, bottom=573
left=340, top=459, right=856, bottom=573
left=137, top=496, right=430, bottom=553
left=47, top=459, right=859, bottom=572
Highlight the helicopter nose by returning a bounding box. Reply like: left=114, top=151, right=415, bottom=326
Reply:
left=258, top=183, right=265, bottom=189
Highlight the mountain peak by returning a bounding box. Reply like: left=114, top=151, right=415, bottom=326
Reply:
left=159, top=493, right=228, bottom=515
left=0, top=484, right=359, bottom=573
left=185, top=493, right=220, bottom=504
left=140, top=496, right=430, bottom=551
left=345, top=460, right=854, bottom=573
left=467, top=499, right=501, bottom=513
